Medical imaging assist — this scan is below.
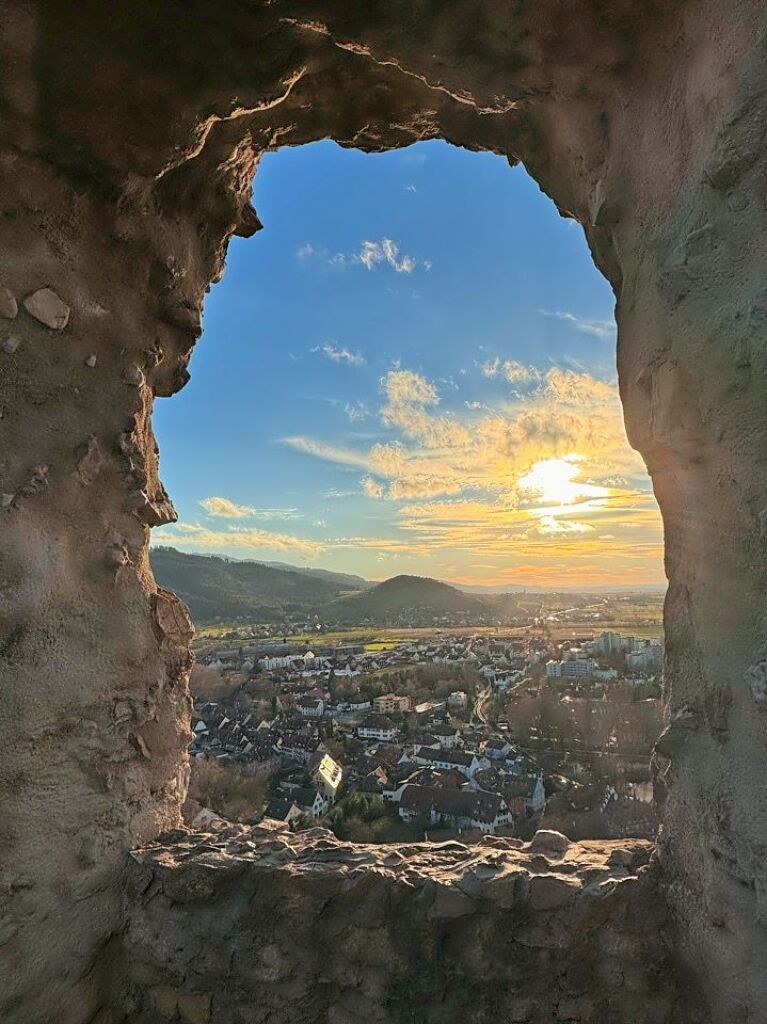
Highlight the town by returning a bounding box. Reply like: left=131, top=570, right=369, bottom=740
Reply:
left=186, top=625, right=664, bottom=844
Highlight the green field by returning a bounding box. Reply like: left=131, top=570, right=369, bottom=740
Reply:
left=194, top=612, right=664, bottom=652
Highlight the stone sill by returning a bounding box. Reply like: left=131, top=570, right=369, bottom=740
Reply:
left=121, top=823, right=697, bottom=1023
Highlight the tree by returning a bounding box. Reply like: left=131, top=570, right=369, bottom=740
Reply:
left=186, top=759, right=267, bottom=822
left=189, top=662, right=234, bottom=699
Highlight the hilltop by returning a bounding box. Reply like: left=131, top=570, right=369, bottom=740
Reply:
left=328, top=574, right=485, bottom=625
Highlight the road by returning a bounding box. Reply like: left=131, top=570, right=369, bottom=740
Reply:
left=474, top=685, right=493, bottom=726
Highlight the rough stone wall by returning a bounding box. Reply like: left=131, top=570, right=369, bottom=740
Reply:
left=123, top=824, right=698, bottom=1024
left=1, top=1, right=766, bottom=1021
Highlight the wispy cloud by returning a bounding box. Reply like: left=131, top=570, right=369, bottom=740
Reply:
left=538, top=309, right=616, bottom=340
left=296, top=237, right=427, bottom=274
left=281, top=436, right=371, bottom=470
left=199, top=496, right=302, bottom=520
left=310, top=344, right=366, bottom=366
left=480, top=358, right=542, bottom=386
left=322, top=488, right=358, bottom=499
left=154, top=523, right=323, bottom=558
left=359, top=238, right=416, bottom=273
left=345, top=401, right=371, bottom=422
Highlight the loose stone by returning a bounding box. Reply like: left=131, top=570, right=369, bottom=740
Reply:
left=23, top=288, right=70, bottom=330
left=1, top=336, right=21, bottom=354
left=0, top=493, right=15, bottom=508
left=85, top=354, right=97, bottom=368
left=530, top=830, right=571, bottom=856
left=0, top=287, right=18, bottom=319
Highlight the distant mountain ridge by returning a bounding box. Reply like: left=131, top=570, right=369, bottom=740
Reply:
left=151, top=547, right=664, bottom=626
left=150, top=547, right=368, bottom=624
left=256, top=560, right=369, bottom=590
left=150, top=551, right=485, bottom=626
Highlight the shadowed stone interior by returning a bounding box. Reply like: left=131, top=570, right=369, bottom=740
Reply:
left=1, top=2, right=766, bottom=1021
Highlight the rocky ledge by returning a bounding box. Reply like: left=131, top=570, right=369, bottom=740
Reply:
left=121, top=823, right=700, bottom=1024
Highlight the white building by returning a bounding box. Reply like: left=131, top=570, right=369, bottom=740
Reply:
left=413, top=746, right=487, bottom=779
left=357, top=714, right=399, bottom=742
left=546, top=658, right=595, bottom=678
left=292, top=787, right=329, bottom=818
left=261, top=654, right=299, bottom=671
left=430, top=723, right=462, bottom=749
left=298, top=698, right=325, bottom=719
left=348, top=695, right=372, bottom=712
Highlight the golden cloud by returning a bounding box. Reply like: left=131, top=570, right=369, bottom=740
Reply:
left=280, top=362, right=663, bottom=581
left=199, top=496, right=253, bottom=518
left=153, top=524, right=325, bottom=558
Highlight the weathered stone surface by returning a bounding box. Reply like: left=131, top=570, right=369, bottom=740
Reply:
left=528, top=873, right=579, bottom=910
left=0, top=3, right=765, bottom=1022
left=22, top=287, right=70, bottom=329
left=123, top=828, right=698, bottom=1024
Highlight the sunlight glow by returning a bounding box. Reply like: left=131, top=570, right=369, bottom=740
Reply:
left=153, top=141, right=665, bottom=588
left=517, top=456, right=607, bottom=507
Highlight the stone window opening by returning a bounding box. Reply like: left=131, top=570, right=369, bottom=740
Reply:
left=1, top=6, right=765, bottom=1022
left=134, top=140, right=676, bottom=1023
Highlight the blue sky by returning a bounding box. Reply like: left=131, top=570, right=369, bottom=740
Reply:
left=153, top=140, right=663, bottom=587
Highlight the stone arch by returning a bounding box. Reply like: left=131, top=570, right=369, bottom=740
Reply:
left=1, top=2, right=766, bottom=1021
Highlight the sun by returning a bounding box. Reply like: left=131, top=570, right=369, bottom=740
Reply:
left=517, top=456, right=602, bottom=506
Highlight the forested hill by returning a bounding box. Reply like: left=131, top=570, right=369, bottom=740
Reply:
left=328, top=574, right=485, bottom=624
left=150, top=547, right=368, bottom=623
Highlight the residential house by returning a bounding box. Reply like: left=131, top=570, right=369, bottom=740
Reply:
left=430, top=723, right=462, bottom=749
left=297, top=698, right=325, bottom=719
left=502, top=773, right=546, bottom=814
left=357, top=766, right=389, bottom=795
left=373, top=693, right=411, bottom=713
left=357, top=714, right=399, bottom=742
left=348, top=695, right=372, bottom=712
left=484, top=738, right=513, bottom=761
left=397, top=785, right=512, bottom=834
left=413, top=746, right=487, bottom=779
left=291, top=787, right=329, bottom=818
left=263, top=798, right=303, bottom=826
left=359, top=744, right=408, bottom=772
left=384, top=767, right=464, bottom=802
left=276, top=732, right=324, bottom=764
